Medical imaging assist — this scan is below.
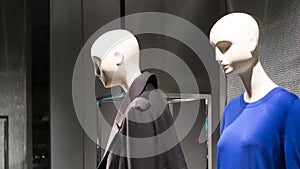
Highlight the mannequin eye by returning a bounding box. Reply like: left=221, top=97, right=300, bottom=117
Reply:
left=216, top=41, right=232, bottom=54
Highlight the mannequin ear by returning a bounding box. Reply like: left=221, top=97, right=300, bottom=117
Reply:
left=248, top=36, right=257, bottom=52
left=114, top=51, right=124, bottom=66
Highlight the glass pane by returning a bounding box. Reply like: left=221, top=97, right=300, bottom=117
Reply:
left=0, top=119, right=4, bottom=169
left=0, top=117, right=8, bottom=169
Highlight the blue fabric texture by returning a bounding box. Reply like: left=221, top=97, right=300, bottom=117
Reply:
left=217, top=87, right=300, bottom=169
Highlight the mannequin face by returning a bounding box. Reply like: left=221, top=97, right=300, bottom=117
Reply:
left=209, top=13, right=259, bottom=75
left=91, top=48, right=124, bottom=88
left=211, top=38, right=256, bottom=75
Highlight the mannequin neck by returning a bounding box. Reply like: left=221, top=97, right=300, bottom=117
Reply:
left=120, top=69, right=141, bottom=93
left=239, top=61, right=278, bottom=103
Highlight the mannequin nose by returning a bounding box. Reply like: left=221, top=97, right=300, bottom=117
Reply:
left=215, top=48, right=223, bottom=62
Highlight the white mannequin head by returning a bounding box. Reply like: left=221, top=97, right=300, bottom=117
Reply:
left=90, top=29, right=141, bottom=91
left=209, top=12, right=259, bottom=75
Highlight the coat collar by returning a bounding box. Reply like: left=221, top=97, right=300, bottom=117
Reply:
left=127, top=71, right=157, bottom=101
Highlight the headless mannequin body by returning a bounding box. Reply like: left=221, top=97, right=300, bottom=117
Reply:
left=90, top=29, right=141, bottom=92
left=209, top=12, right=278, bottom=103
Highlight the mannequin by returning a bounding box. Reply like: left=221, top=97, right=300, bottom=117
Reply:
left=209, top=13, right=300, bottom=169
left=90, top=29, right=187, bottom=169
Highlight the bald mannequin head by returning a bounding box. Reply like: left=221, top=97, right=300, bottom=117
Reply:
left=90, top=29, right=141, bottom=89
left=209, top=13, right=260, bottom=75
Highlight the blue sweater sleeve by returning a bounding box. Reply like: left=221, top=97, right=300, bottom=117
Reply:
left=284, top=97, right=300, bottom=168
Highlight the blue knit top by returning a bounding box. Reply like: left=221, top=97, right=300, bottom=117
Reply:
left=217, top=87, right=300, bottom=169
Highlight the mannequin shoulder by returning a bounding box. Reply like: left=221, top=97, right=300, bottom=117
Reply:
left=274, top=87, right=299, bottom=104
left=261, top=88, right=300, bottom=114
left=224, top=95, right=242, bottom=109
left=131, top=97, right=152, bottom=111
left=131, top=89, right=166, bottom=112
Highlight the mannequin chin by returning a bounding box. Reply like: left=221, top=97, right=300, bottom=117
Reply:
left=209, top=12, right=277, bottom=103
left=90, top=29, right=141, bottom=92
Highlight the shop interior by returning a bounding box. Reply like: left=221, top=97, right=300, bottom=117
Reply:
left=0, top=0, right=299, bottom=169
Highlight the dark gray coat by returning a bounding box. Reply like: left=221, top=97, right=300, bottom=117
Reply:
left=98, top=72, right=187, bottom=169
